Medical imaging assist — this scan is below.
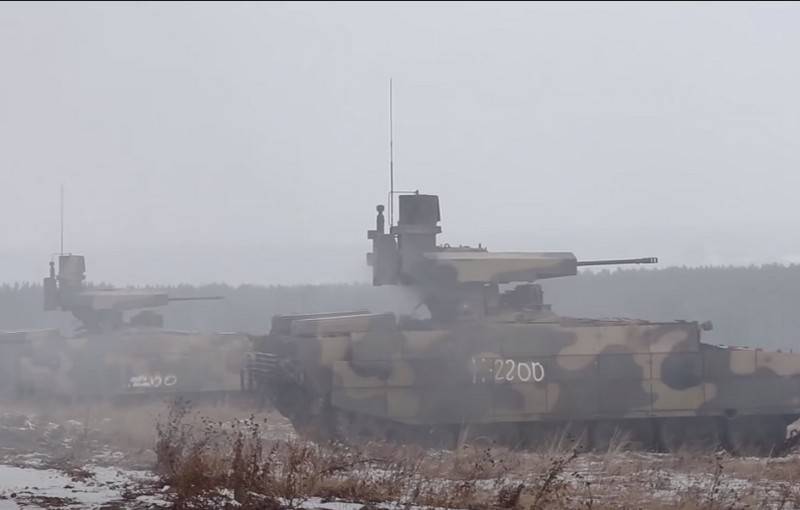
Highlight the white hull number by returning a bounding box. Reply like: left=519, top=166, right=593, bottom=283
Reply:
left=471, top=357, right=545, bottom=384
left=129, top=373, right=178, bottom=389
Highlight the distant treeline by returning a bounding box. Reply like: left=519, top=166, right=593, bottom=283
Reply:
left=542, top=264, right=800, bottom=351
left=3, top=264, right=800, bottom=350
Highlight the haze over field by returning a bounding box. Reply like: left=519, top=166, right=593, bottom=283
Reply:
left=2, top=2, right=800, bottom=285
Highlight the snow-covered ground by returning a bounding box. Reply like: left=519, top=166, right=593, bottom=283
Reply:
left=0, top=464, right=164, bottom=509
left=2, top=402, right=800, bottom=509
left=0, top=400, right=288, bottom=509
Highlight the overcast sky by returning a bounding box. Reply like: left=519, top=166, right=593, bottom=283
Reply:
left=1, top=2, right=799, bottom=285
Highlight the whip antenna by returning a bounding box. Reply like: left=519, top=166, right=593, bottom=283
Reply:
left=389, top=78, right=394, bottom=228
left=60, top=184, right=64, bottom=256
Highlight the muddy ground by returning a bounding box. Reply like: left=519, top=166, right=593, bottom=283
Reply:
left=2, top=399, right=800, bottom=509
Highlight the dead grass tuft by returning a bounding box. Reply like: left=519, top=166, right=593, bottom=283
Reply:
left=155, top=400, right=585, bottom=509
left=146, top=400, right=800, bottom=509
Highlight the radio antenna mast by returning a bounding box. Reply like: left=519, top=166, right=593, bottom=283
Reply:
left=389, top=78, right=394, bottom=228
left=60, top=184, right=64, bottom=256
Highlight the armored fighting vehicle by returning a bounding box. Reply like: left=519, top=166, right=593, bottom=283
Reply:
left=247, top=193, right=800, bottom=456
left=1, top=254, right=250, bottom=401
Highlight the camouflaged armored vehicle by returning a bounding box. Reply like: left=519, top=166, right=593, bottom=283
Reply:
left=247, top=193, right=800, bottom=456
left=0, top=254, right=249, bottom=401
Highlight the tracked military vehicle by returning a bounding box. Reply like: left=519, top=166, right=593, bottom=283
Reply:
left=247, top=193, right=800, bottom=456
left=1, top=254, right=249, bottom=401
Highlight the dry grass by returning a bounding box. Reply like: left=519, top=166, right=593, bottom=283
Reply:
left=154, top=400, right=587, bottom=510
left=152, top=401, right=800, bottom=510
left=7, top=398, right=800, bottom=509
left=0, top=395, right=288, bottom=474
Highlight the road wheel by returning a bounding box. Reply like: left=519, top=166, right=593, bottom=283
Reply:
left=724, top=415, right=786, bottom=457
left=658, top=417, right=723, bottom=453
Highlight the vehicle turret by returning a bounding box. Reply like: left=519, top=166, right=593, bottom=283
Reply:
left=367, top=193, right=657, bottom=322
left=43, top=254, right=220, bottom=333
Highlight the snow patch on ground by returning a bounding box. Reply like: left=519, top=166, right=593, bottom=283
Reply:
left=0, top=464, right=164, bottom=509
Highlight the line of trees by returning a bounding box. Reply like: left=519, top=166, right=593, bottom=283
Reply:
left=2, top=264, right=800, bottom=350
left=542, top=264, right=800, bottom=351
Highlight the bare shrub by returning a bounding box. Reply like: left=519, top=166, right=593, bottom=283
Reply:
left=528, top=449, right=580, bottom=509
left=154, top=403, right=800, bottom=510
left=153, top=400, right=590, bottom=510
left=154, top=398, right=233, bottom=509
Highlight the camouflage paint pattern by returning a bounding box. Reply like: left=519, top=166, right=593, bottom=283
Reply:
left=423, top=251, right=580, bottom=283
left=247, top=192, right=800, bottom=453
left=253, top=312, right=800, bottom=426
left=0, top=253, right=250, bottom=401
left=1, top=328, right=250, bottom=400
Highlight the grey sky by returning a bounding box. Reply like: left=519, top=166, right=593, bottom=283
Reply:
left=1, top=2, right=799, bottom=285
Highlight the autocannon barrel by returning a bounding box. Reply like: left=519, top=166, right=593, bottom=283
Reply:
left=576, top=257, right=658, bottom=267
left=167, top=296, right=224, bottom=302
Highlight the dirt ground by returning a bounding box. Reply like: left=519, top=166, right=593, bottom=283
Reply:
left=2, top=398, right=800, bottom=509
left=0, top=396, right=290, bottom=509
